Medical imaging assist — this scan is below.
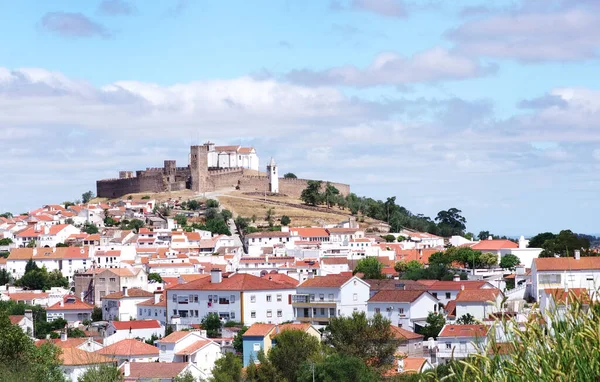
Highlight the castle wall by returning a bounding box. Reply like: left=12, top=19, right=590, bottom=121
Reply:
left=97, top=178, right=142, bottom=198
left=190, top=145, right=209, bottom=193
left=237, top=176, right=350, bottom=198
left=207, top=169, right=245, bottom=190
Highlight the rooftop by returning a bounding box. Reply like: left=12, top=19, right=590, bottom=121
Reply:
left=98, top=339, right=159, bottom=357
left=438, top=325, right=489, bottom=338
left=169, top=273, right=295, bottom=291
left=111, top=320, right=161, bottom=331
left=534, top=256, right=600, bottom=271
left=368, top=290, right=431, bottom=303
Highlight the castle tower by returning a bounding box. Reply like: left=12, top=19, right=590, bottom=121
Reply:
left=267, top=157, right=279, bottom=193
left=163, top=160, right=176, bottom=183
left=190, top=145, right=209, bottom=193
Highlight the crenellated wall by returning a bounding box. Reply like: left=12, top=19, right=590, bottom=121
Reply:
left=237, top=176, right=350, bottom=198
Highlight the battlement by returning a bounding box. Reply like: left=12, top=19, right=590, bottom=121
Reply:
left=208, top=167, right=244, bottom=176
left=145, top=167, right=165, bottom=172
left=175, top=167, right=189, bottom=171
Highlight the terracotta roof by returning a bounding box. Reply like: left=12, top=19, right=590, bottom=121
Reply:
left=445, top=300, right=457, bottom=318
left=472, top=240, right=518, bottom=251
left=9, top=315, right=25, bottom=325
left=321, top=257, right=350, bottom=265
left=261, top=273, right=299, bottom=287
left=47, top=296, right=93, bottom=311
left=455, top=289, right=501, bottom=303
left=299, top=275, right=354, bottom=288
left=403, top=358, right=428, bottom=373
left=61, top=347, right=115, bottom=366
left=175, top=340, right=212, bottom=355
left=169, top=273, right=295, bottom=291
left=6, top=248, right=34, bottom=260
left=102, top=288, right=154, bottom=300
left=291, top=228, right=329, bottom=238
left=215, top=145, right=241, bottom=152
left=6, top=292, right=49, bottom=301
left=246, top=231, right=290, bottom=238
left=427, top=281, right=489, bottom=291
left=98, top=339, right=159, bottom=357
left=111, top=320, right=161, bottom=331
left=326, top=228, right=360, bottom=234
left=438, top=325, right=489, bottom=338
left=184, top=232, right=201, bottom=241
left=368, top=290, right=431, bottom=303
left=243, top=324, right=276, bottom=337
left=238, top=147, right=254, bottom=154
left=16, top=224, right=72, bottom=238
left=180, top=274, right=210, bottom=282
left=534, top=257, right=600, bottom=271
left=391, top=326, right=424, bottom=341
left=38, top=338, right=87, bottom=349
left=123, top=362, right=187, bottom=379
left=160, top=331, right=191, bottom=344
left=544, top=288, right=590, bottom=305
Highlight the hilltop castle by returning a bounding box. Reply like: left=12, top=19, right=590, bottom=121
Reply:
left=96, top=143, right=350, bottom=199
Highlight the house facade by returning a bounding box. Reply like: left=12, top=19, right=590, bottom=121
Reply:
left=367, top=290, right=438, bottom=330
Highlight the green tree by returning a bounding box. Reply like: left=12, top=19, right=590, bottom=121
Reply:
left=381, top=234, right=396, bottom=243
left=82, top=222, right=99, bottom=234
left=428, top=251, right=453, bottom=266
left=265, top=208, right=275, bottom=227
left=165, top=325, right=174, bottom=337
left=500, top=254, right=521, bottom=271
left=280, top=215, right=291, bottom=226
left=206, top=199, right=220, bottom=208
left=201, top=313, right=222, bottom=338
left=457, top=313, right=477, bottom=325
left=406, top=260, right=423, bottom=271
left=174, top=214, right=188, bottom=227
left=141, top=195, right=150, bottom=200
left=0, top=269, right=11, bottom=285
left=300, top=180, right=323, bottom=206
left=323, top=183, right=340, bottom=208
left=187, top=199, right=201, bottom=210
left=420, top=312, right=445, bottom=339
left=325, top=312, right=399, bottom=371
left=82, top=191, right=95, bottom=204
left=297, top=353, right=377, bottom=382
left=435, top=208, right=467, bottom=236
left=148, top=273, right=163, bottom=283
left=205, top=219, right=231, bottom=235
left=26, top=239, right=37, bottom=248
left=92, top=307, right=102, bottom=322
left=479, top=252, right=498, bottom=268
left=245, top=350, right=280, bottom=381
left=210, top=352, right=243, bottom=382
left=234, top=216, right=251, bottom=231
left=0, top=212, right=13, bottom=218
left=78, top=363, right=123, bottom=382
left=477, top=231, right=491, bottom=241
left=353, top=257, right=385, bottom=279
left=394, top=261, right=408, bottom=273
left=0, top=238, right=13, bottom=246
left=528, top=232, right=555, bottom=248
left=232, top=326, right=248, bottom=354
left=173, top=371, right=196, bottom=382
left=221, top=209, right=233, bottom=221
left=539, top=230, right=590, bottom=257
left=283, top=173, right=297, bottom=179
left=269, top=329, right=322, bottom=382
left=55, top=242, right=69, bottom=247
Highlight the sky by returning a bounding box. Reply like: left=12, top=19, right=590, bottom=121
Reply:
left=1, top=0, right=600, bottom=236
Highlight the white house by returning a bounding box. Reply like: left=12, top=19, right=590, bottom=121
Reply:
left=205, top=143, right=259, bottom=171
left=97, top=338, right=159, bottom=364
left=14, top=224, right=80, bottom=248
left=471, top=238, right=542, bottom=268
left=531, top=253, right=600, bottom=302
left=245, top=231, right=293, bottom=256
left=454, top=288, right=504, bottom=321
left=320, top=257, right=350, bottom=276
left=102, top=287, right=154, bottom=321
left=538, top=287, right=590, bottom=323
left=437, top=324, right=489, bottom=363
left=426, top=280, right=495, bottom=306
left=104, top=320, right=163, bottom=346
left=326, top=228, right=364, bottom=245
left=9, top=311, right=34, bottom=337
left=367, top=290, right=438, bottom=330
left=46, top=296, right=94, bottom=324
left=293, top=275, right=370, bottom=326
left=157, top=331, right=222, bottom=379
left=60, top=347, right=116, bottom=382
left=167, top=270, right=297, bottom=326
left=136, top=291, right=168, bottom=325
left=6, top=247, right=92, bottom=280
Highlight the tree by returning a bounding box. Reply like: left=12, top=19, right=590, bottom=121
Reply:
left=210, top=352, right=242, bottom=382
left=300, top=180, right=323, bottom=206
left=234, top=216, right=251, bottom=231
left=55, top=242, right=69, bottom=247
left=428, top=251, right=453, bottom=266
left=420, top=312, right=445, bottom=339
left=479, top=252, right=499, bottom=268
left=528, top=232, right=555, bottom=248
left=280, top=215, right=291, bottom=226
left=394, top=261, right=408, bottom=273
left=539, top=230, right=590, bottom=257
left=26, top=239, right=36, bottom=248
left=25, top=259, right=39, bottom=274
left=283, top=173, right=297, bottom=179
left=0, top=269, right=11, bottom=285
left=187, top=199, right=201, bottom=210
left=457, top=313, right=477, bottom=325
left=232, top=326, right=248, bottom=354
left=201, top=313, right=222, bottom=338
left=173, top=371, right=196, bottom=382
left=221, top=209, right=233, bottom=221
left=406, top=260, right=423, bottom=271
left=265, top=208, right=275, bottom=227
left=148, top=273, right=163, bottom=283
left=78, top=364, right=123, bottom=382
left=206, top=199, right=220, bottom=208
left=82, top=191, right=95, bottom=204
left=446, top=246, right=483, bottom=269
left=141, top=195, right=151, bottom=200
left=91, top=307, right=102, bottom=322
left=323, top=183, right=340, bottom=208
left=174, top=214, right=187, bottom=227
left=269, top=330, right=322, bottom=382
left=0, top=212, right=13, bottom=218
left=82, top=222, right=99, bottom=234
left=478, top=231, right=491, bottom=241
left=500, top=254, right=521, bottom=271
left=353, top=257, right=385, bottom=279
left=325, top=312, right=399, bottom=371
left=435, top=208, right=467, bottom=236
left=165, top=325, right=174, bottom=337
left=0, top=238, right=13, bottom=246
left=297, top=353, right=378, bottom=382
left=245, top=350, right=280, bottom=381
left=397, top=235, right=406, bottom=242
left=381, top=234, right=396, bottom=243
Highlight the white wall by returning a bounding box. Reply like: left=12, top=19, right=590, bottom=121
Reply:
left=241, top=290, right=294, bottom=325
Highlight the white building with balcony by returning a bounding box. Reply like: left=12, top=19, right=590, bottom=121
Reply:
left=101, top=287, right=154, bottom=321
left=293, top=275, right=370, bottom=326
left=157, top=331, right=222, bottom=379
left=367, top=290, right=438, bottom=330
left=437, top=324, right=489, bottom=364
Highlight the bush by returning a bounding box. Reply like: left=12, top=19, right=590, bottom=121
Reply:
left=280, top=215, right=291, bottom=226
left=206, top=199, right=219, bottom=208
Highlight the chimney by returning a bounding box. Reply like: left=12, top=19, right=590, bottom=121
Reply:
left=397, top=358, right=405, bottom=372
left=515, top=264, right=525, bottom=276
left=123, top=361, right=130, bottom=377
left=460, top=284, right=465, bottom=291
left=453, top=274, right=460, bottom=282
left=575, top=250, right=581, bottom=260
left=61, top=329, right=67, bottom=342
left=122, top=286, right=128, bottom=297
left=211, top=269, right=222, bottom=284
left=488, top=236, right=493, bottom=241
left=24, top=309, right=33, bottom=322
left=60, top=299, right=64, bottom=307
left=154, top=291, right=161, bottom=304
left=43, top=225, right=49, bottom=235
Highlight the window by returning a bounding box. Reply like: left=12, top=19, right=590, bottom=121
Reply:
left=231, top=295, right=236, bottom=303
left=266, top=295, right=272, bottom=302
left=329, top=308, right=335, bottom=317
left=161, top=345, right=166, bottom=351
left=277, top=310, right=282, bottom=317
left=445, top=293, right=451, bottom=299
left=172, top=294, right=177, bottom=302
left=251, top=295, right=256, bottom=303
left=399, top=308, right=404, bottom=314
left=432, top=293, right=438, bottom=298
left=109, top=278, right=116, bottom=283
left=99, top=278, right=105, bottom=282
left=139, top=309, right=142, bottom=315
left=446, top=343, right=452, bottom=349
left=194, top=295, right=199, bottom=303
left=253, top=343, right=261, bottom=351
left=328, top=293, right=334, bottom=301
left=320, top=308, right=325, bottom=315
left=375, top=308, right=380, bottom=314
left=231, top=312, right=235, bottom=319
left=309, top=294, right=315, bottom=301
left=319, top=294, right=324, bottom=301
left=313, top=308, right=317, bottom=315
left=251, top=311, right=256, bottom=318
left=267, top=310, right=272, bottom=318
left=276, top=294, right=282, bottom=302
left=219, top=297, right=230, bottom=304
left=353, top=293, right=358, bottom=301
left=539, top=274, right=561, bottom=284
left=195, top=310, right=199, bottom=317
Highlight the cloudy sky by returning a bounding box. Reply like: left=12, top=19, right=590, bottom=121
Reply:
left=1, top=0, right=600, bottom=236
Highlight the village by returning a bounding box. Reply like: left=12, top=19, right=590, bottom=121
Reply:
left=0, top=145, right=594, bottom=382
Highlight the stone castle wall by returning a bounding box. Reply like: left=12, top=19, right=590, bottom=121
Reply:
left=97, top=172, right=166, bottom=198
left=237, top=175, right=350, bottom=198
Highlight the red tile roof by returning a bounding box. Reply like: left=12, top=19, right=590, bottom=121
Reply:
left=6, top=292, right=49, bottom=301
left=47, top=296, right=93, bottom=311
left=97, top=339, right=159, bottom=357
left=246, top=231, right=290, bottom=238
left=368, top=290, right=430, bottom=303
left=111, top=320, right=161, bottom=331
left=243, top=324, right=275, bottom=337
left=123, top=362, right=188, bottom=379
left=9, top=315, right=25, bottom=325
left=427, top=281, right=489, bottom=291
left=16, top=224, right=72, bottom=238
left=102, top=288, right=154, bottom=300
left=534, top=257, right=600, bottom=271
left=291, top=228, right=329, bottom=238
left=261, top=273, right=299, bottom=287
left=160, top=331, right=192, bottom=343
left=298, top=275, right=354, bottom=288
left=445, top=300, right=457, bottom=318
left=169, top=273, right=295, bottom=291
left=61, top=347, right=115, bottom=366
left=472, top=240, right=518, bottom=251
left=438, top=325, right=489, bottom=338
left=390, top=326, right=424, bottom=341
left=455, top=289, right=502, bottom=303
left=175, top=340, right=213, bottom=355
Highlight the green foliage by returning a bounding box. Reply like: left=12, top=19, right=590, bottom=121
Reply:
left=456, top=313, right=476, bottom=325
left=265, top=208, right=275, bottom=227
left=539, top=229, right=590, bottom=257
left=55, top=242, right=69, bottom=247
left=201, top=313, right=222, bottom=338
left=26, top=239, right=37, bottom=248
left=0, top=269, right=11, bottom=285
left=323, top=183, right=340, bottom=208
left=173, top=371, right=196, bottom=382
left=394, top=261, right=408, bottom=273
left=234, top=216, right=250, bottom=231
left=245, top=350, right=280, bottom=381
left=479, top=252, right=499, bottom=268
left=477, top=231, right=491, bottom=241
left=15, top=264, right=69, bottom=291
left=82, top=191, right=95, bottom=204
left=221, top=209, right=233, bottom=221
left=435, top=208, right=467, bottom=236
left=420, top=312, right=445, bottom=339
left=397, top=235, right=406, bottom=242
left=324, top=312, right=399, bottom=372
left=381, top=234, right=396, bottom=242
left=0, top=238, right=13, bottom=246
left=148, top=273, right=163, bottom=283
left=283, top=173, right=297, bottom=179
left=145, top=333, right=159, bottom=346
left=141, top=195, right=150, bottom=200
left=165, top=324, right=174, bottom=337
left=0, top=212, right=13, bottom=218
left=300, top=180, right=323, bottom=206
left=91, top=307, right=102, bottom=322
left=401, top=264, right=456, bottom=281
left=297, top=353, right=378, bottom=382
left=232, top=326, right=247, bottom=354
left=280, top=215, right=291, bottom=226
left=528, top=231, right=555, bottom=248
left=174, top=214, right=188, bottom=227
left=121, top=218, right=145, bottom=232
left=78, top=364, right=123, bottom=382
left=223, top=320, right=241, bottom=328
left=82, top=222, right=99, bottom=234
left=500, top=254, right=521, bottom=270
left=187, top=199, right=201, bottom=210
left=353, top=257, right=385, bottom=279
left=445, top=247, right=483, bottom=269
left=206, top=199, right=220, bottom=208
left=210, top=352, right=243, bottom=382
left=269, top=330, right=322, bottom=382
left=67, top=327, right=86, bottom=338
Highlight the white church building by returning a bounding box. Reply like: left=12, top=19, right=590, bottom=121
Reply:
left=205, top=142, right=259, bottom=171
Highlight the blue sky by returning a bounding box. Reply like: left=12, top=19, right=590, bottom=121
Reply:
left=2, top=0, right=600, bottom=236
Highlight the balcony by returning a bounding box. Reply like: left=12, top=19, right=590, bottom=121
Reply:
left=296, top=316, right=331, bottom=323
left=291, top=294, right=338, bottom=307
